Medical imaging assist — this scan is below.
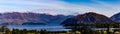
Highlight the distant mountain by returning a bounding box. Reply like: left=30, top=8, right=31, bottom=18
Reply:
left=111, top=12, right=120, bottom=22
left=61, top=12, right=114, bottom=26
left=0, top=12, right=73, bottom=25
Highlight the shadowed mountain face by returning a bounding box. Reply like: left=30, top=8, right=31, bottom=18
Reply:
left=0, top=12, right=73, bottom=25
left=111, top=12, right=120, bottom=22
left=61, top=12, right=114, bottom=26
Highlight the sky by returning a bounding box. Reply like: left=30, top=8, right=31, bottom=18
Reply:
left=0, top=0, right=120, bottom=17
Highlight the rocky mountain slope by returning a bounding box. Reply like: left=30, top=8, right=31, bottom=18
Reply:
left=111, top=12, right=120, bottom=22
left=0, top=12, right=73, bottom=25
left=61, top=12, right=115, bottom=26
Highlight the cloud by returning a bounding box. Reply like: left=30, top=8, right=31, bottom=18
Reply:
left=0, top=0, right=98, bottom=13
left=91, top=0, right=120, bottom=17
left=0, top=0, right=119, bottom=17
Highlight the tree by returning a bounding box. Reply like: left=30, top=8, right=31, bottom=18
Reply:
left=40, top=29, right=47, bottom=34
left=5, top=28, right=11, bottom=34
left=12, top=29, right=20, bottom=34
left=1, top=26, right=8, bottom=32
left=22, top=29, right=27, bottom=34
left=1, top=26, right=11, bottom=34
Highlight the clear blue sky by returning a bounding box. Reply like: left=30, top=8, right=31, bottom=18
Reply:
left=0, top=0, right=120, bottom=17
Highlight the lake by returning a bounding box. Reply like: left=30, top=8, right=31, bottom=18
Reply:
left=2, top=25, right=120, bottom=31
left=5, top=25, right=71, bottom=31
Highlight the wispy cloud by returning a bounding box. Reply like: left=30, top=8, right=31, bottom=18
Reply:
left=91, top=0, right=120, bottom=17
left=0, top=0, right=120, bottom=17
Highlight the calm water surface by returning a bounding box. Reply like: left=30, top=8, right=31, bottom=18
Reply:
left=6, top=25, right=71, bottom=31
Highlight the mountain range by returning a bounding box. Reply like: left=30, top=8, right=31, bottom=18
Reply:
left=0, top=12, right=120, bottom=25
left=0, top=12, right=73, bottom=25
left=61, top=12, right=116, bottom=26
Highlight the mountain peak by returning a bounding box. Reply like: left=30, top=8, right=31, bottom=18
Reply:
left=62, top=12, right=114, bottom=26
left=0, top=12, right=73, bottom=25
left=85, top=12, right=97, bottom=14
left=80, top=12, right=105, bottom=16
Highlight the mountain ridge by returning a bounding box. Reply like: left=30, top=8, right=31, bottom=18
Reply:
left=111, top=12, right=120, bottom=22
left=0, top=12, right=73, bottom=25
left=61, top=12, right=115, bottom=26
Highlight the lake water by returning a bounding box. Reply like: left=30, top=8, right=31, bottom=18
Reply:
left=5, top=25, right=71, bottom=31
left=2, top=25, right=120, bottom=31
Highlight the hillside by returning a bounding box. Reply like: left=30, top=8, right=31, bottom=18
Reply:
left=111, top=12, right=120, bottom=22
left=0, top=12, right=72, bottom=25
left=61, top=12, right=115, bottom=26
